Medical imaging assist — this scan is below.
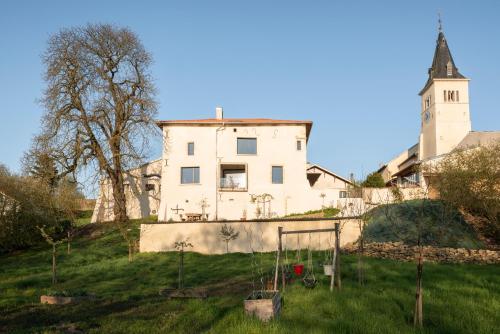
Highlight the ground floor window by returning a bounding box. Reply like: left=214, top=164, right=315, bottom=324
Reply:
left=339, top=190, right=347, bottom=198
left=181, top=167, right=200, bottom=184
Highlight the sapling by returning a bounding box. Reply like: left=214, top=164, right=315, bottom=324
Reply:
left=38, top=226, right=68, bottom=284
left=220, top=224, right=240, bottom=253
left=174, top=239, right=193, bottom=289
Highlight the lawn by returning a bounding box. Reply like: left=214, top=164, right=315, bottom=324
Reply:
left=0, top=221, right=499, bottom=333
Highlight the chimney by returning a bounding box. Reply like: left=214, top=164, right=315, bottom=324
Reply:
left=215, top=106, right=224, bottom=120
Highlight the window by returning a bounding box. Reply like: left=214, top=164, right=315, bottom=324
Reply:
left=181, top=167, right=200, bottom=184
left=296, top=140, right=302, bottom=151
left=237, top=138, right=257, bottom=155
left=456, top=90, right=459, bottom=102
left=145, top=184, right=155, bottom=191
left=443, top=90, right=447, bottom=102
left=339, top=191, right=347, bottom=198
left=187, top=142, right=194, bottom=156
left=272, top=166, right=283, bottom=184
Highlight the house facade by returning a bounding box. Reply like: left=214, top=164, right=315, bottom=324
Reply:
left=379, top=28, right=500, bottom=188
left=91, top=108, right=353, bottom=222
left=157, top=108, right=351, bottom=221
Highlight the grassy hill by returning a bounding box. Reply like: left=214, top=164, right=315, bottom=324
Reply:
left=364, top=200, right=485, bottom=249
left=0, top=219, right=499, bottom=333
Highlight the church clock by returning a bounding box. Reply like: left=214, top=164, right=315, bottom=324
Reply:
left=424, top=110, right=431, bottom=124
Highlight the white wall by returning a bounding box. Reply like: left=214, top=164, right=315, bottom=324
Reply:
left=91, top=160, right=162, bottom=222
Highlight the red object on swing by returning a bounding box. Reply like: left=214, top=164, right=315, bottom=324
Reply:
left=293, top=264, right=304, bottom=276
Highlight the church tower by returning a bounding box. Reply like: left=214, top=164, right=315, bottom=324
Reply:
left=418, top=28, right=471, bottom=160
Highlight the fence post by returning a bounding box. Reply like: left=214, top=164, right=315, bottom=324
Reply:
left=274, top=226, right=283, bottom=290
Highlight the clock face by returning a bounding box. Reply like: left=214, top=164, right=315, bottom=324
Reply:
left=424, top=111, right=431, bottom=123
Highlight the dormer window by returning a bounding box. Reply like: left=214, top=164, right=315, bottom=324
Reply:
left=446, top=60, right=453, bottom=77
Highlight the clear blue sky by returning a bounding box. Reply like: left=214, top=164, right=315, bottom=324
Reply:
left=1, top=1, right=499, bottom=187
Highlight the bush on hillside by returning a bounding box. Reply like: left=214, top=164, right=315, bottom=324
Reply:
left=364, top=200, right=484, bottom=249
left=0, top=165, right=78, bottom=253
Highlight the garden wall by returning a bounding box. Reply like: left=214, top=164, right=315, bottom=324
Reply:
left=343, top=242, right=500, bottom=264
left=140, top=220, right=361, bottom=254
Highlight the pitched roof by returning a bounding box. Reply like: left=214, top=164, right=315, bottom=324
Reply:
left=419, top=31, right=466, bottom=95
left=456, top=131, right=500, bottom=149
left=306, top=163, right=353, bottom=185
left=156, top=118, right=313, bottom=139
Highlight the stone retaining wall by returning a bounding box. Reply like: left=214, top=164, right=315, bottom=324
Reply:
left=343, top=242, right=500, bottom=264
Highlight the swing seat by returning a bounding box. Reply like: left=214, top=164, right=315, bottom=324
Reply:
left=302, top=275, right=317, bottom=289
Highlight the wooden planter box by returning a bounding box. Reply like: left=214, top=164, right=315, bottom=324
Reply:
left=40, top=295, right=94, bottom=305
left=244, top=290, right=281, bottom=321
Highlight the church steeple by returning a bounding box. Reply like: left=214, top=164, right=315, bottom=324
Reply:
left=419, top=31, right=466, bottom=95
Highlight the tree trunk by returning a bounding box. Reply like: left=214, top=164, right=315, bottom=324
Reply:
left=357, top=234, right=364, bottom=285
left=226, top=241, right=229, bottom=253
left=111, top=172, right=128, bottom=223
left=67, top=231, right=71, bottom=255
left=52, top=244, right=57, bottom=285
left=414, top=246, right=424, bottom=327
left=178, top=248, right=184, bottom=289
left=128, top=241, right=133, bottom=262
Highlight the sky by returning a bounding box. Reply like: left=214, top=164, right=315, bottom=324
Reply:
left=1, top=1, right=499, bottom=195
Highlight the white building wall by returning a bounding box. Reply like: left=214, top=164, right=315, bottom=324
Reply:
left=158, top=123, right=339, bottom=221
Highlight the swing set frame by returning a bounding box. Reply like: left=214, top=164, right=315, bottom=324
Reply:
left=274, top=223, right=341, bottom=292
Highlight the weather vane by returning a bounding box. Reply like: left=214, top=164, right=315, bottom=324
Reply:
left=438, top=12, right=443, bottom=33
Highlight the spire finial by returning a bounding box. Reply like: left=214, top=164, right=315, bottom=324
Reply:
left=438, top=12, right=443, bottom=33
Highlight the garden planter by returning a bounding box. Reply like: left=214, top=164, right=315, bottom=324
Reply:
left=40, top=295, right=94, bottom=305
left=244, top=290, right=281, bottom=321
left=323, top=264, right=333, bottom=276
left=293, top=264, right=304, bottom=276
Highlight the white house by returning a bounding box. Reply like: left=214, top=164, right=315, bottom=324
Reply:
left=379, top=28, right=500, bottom=188
left=157, top=107, right=352, bottom=221
left=92, top=108, right=352, bottom=222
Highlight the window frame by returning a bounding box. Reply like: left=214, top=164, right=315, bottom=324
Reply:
left=237, top=137, right=257, bottom=155
left=180, top=167, right=200, bottom=184
left=296, top=140, right=302, bottom=151
left=219, top=163, right=248, bottom=192
left=271, top=165, right=284, bottom=184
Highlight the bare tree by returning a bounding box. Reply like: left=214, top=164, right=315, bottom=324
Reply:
left=35, top=23, right=158, bottom=225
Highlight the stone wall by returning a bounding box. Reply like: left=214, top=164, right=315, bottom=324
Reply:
left=343, top=242, right=500, bottom=264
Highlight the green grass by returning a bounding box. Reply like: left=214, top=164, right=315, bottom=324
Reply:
left=285, top=207, right=340, bottom=218
left=365, top=200, right=485, bottom=249
left=0, top=220, right=499, bottom=333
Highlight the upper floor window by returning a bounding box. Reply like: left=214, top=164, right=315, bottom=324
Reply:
left=237, top=138, right=257, bottom=155
left=181, top=167, right=200, bottom=184
left=187, top=142, right=194, bottom=156
left=272, top=166, right=283, bottom=184
left=424, top=95, right=431, bottom=109
left=296, top=140, right=302, bottom=151
left=339, top=190, right=347, bottom=198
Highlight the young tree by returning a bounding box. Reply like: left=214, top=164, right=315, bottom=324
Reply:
left=35, top=23, right=158, bottom=224
left=220, top=224, right=240, bottom=253
left=174, top=240, right=193, bottom=289
left=37, top=226, right=68, bottom=284
left=436, top=143, right=500, bottom=241
left=361, top=172, right=386, bottom=188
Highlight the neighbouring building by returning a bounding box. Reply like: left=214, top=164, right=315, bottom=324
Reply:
left=379, top=27, right=500, bottom=188
left=92, top=108, right=353, bottom=222
left=91, top=159, right=161, bottom=223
